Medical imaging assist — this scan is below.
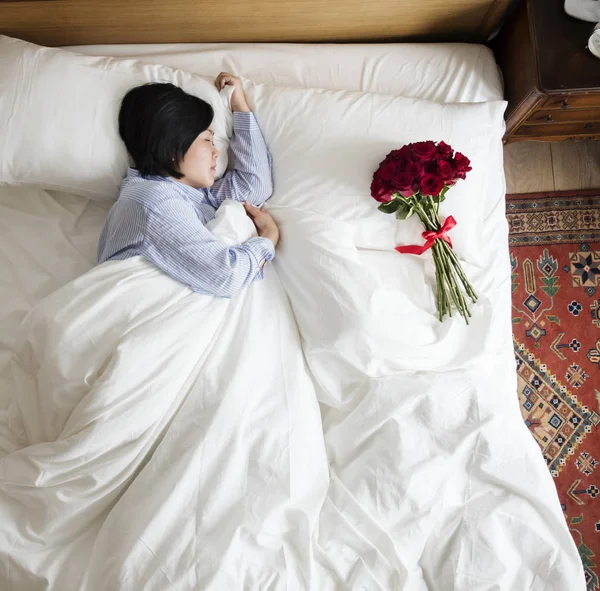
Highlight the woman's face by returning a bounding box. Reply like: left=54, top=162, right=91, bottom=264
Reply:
left=177, top=128, right=219, bottom=189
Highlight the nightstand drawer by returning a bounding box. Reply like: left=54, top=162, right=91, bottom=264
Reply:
left=526, top=108, right=600, bottom=124
left=515, top=120, right=600, bottom=138
left=541, top=94, right=600, bottom=110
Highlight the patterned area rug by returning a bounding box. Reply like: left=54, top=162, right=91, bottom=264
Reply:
left=507, top=189, right=600, bottom=590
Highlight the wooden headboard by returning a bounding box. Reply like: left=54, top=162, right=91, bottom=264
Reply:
left=1, top=0, right=511, bottom=46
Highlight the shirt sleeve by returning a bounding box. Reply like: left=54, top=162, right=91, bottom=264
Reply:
left=142, top=198, right=275, bottom=298
left=207, top=111, right=274, bottom=209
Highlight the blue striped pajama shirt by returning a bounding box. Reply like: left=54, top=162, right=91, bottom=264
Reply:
left=97, top=111, right=275, bottom=298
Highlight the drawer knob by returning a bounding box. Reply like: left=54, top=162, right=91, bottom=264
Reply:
left=561, top=99, right=570, bottom=109
left=545, top=115, right=553, bottom=123
left=584, top=122, right=595, bottom=129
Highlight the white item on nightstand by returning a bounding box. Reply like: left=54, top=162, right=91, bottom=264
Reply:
left=564, top=0, right=600, bottom=23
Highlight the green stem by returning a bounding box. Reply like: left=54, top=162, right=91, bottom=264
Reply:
left=433, top=242, right=457, bottom=318
left=433, top=256, right=444, bottom=321
left=413, top=197, right=477, bottom=323
left=443, top=244, right=478, bottom=302
left=432, top=250, right=449, bottom=317
left=448, top=263, right=471, bottom=320
left=415, top=201, right=439, bottom=231
left=418, top=201, right=460, bottom=320
left=439, top=246, right=467, bottom=309
left=442, top=244, right=475, bottom=322
left=434, top=241, right=470, bottom=323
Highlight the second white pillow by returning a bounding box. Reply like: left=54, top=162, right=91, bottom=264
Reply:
left=244, top=79, right=506, bottom=263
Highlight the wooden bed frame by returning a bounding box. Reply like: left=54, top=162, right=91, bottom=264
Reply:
left=1, top=0, right=511, bottom=46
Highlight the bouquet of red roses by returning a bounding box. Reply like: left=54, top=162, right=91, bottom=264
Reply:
left=371, top=140, right=477, bottom=323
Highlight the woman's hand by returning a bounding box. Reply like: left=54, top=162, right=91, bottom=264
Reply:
left=244, top=202, right=280, bottom=248
left=215, top=72, right=250, bottom=113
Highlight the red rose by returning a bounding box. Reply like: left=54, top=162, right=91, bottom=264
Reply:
left=451, top=152, right=472, bottom=180
left=391, top=171, right=416, bottom=197
left=423, top=160, right=451, bottom=183
left=419, top=173, right=444, bottom=197
left=378, top=161, right=397, bottom=181
left=436, top=141, right=453, bottom=160
left=410, top=141, right=437, bottom=162
left=436, top=159, right=454, bottom=182
left=386, top=145, right=413, bottom=166
left=405, top=162, right=423, bottom=180
left=370, top=176, right=394, bottom=203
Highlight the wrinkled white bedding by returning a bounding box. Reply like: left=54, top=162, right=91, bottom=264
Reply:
left=0, top=200, right=586, bottom=590
left=1, top=203, right=330, bottom=590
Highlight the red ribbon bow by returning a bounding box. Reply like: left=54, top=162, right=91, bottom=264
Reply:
left=394, top=216, right=457, bottom=255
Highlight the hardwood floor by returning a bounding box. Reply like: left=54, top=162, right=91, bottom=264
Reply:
left=504, top=140, right=600, bottom=194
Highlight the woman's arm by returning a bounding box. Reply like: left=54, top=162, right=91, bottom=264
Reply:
left=207, top=73, right=273, bottom=209
left=207, top=111, right=274, bottom=209
left=142, top=198, right=275, bottom=298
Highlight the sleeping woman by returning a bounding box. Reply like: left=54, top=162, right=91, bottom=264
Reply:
left=97, top=72, right=279, bottom=298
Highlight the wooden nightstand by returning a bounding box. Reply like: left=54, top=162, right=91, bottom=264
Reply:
left=492, top=0, right=600, bottom=143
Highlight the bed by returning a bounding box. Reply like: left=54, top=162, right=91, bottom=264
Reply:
left=0, top=2, right=588, bottom=589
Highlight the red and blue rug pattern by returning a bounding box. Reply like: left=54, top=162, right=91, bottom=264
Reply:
left=507, top=189, right=600, bottom=590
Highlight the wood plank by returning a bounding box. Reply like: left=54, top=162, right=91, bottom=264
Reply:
left=0, top=0, right=510, bottom=46
left=551, top=140, right=600, bottom=191
left=504, top=141, right=555, bottom=194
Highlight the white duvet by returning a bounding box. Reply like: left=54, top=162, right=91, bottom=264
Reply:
left=0, top=199, right=586, bottom=590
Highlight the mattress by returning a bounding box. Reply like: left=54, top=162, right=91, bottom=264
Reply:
left=0, top=42, right=586, bottom=590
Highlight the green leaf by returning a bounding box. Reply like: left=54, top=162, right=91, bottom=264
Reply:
left=571, top=514, right=584, bottom=525
left=547, top=315, right=560, bottom=325
left=396, top=206, right=414, bottom=220
left=512, top=317, right=522, bottom=324
left=378, top=199, right=402, bottom=214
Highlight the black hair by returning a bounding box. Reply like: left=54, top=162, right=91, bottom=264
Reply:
left=118, top=82, right=214, bottom=178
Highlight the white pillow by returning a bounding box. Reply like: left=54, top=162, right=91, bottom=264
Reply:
left=0, top=35, right=232, bottom=201
left=244, top=80, right=506, bottom=263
